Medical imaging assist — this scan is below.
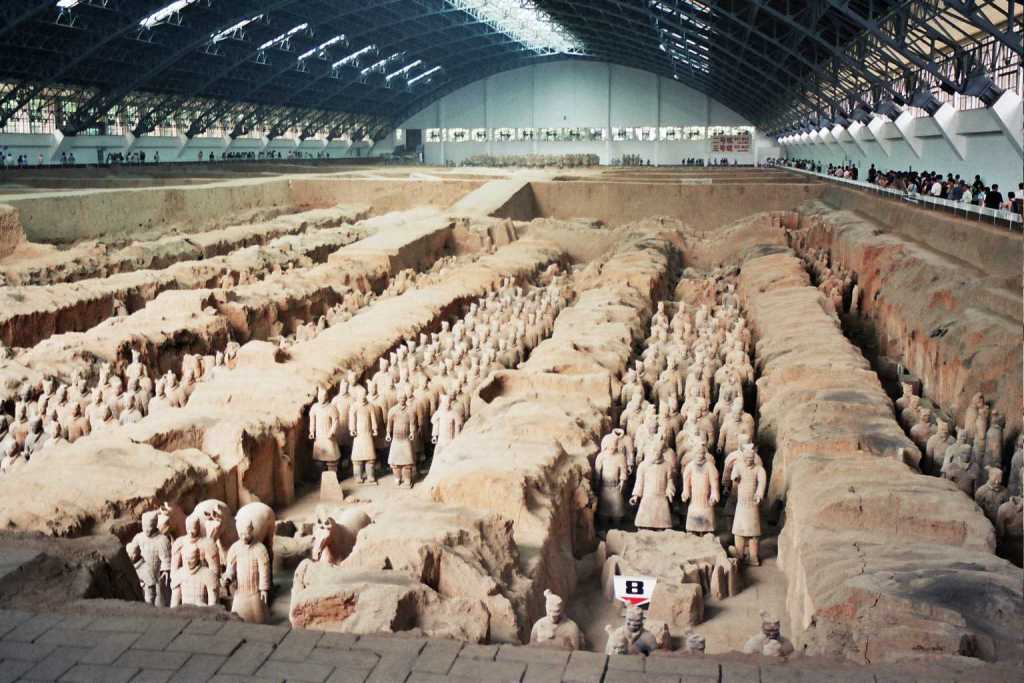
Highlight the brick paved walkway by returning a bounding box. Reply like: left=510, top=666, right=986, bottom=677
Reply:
left=0, top=609, right=1017, bottom=683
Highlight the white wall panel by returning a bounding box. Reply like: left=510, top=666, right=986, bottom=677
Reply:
left=403, top=101, right=439, bottom=129
left=709, top=99, right=750, bottom=125
left=533, top=61, right=578, bottom=127
left=401, top=59, right=754, bottom=133
left=571, top=62, right=610, bottom=128
left=610, top=65, right=658, bottom=125
left=442, top=79, right=486, bottom=128
left=487, top=67, right=533, bottom=128
left=659, top=77, right=706, bottom=125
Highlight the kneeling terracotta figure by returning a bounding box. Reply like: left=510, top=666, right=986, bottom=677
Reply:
left=605, top=606, right=658, bottom=656
left=743, top=612, right=795, bottom=657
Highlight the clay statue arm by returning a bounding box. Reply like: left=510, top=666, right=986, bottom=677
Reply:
left=680, top=468, right=691, bottom=502
left=327, top=408, right=338, bottom=438
left=754, top=468, right=767, bottom=504
left=205, top=576, right=219, bottom=606
left=385, top=413, right=393, bottom=441
left=629, top=469, right=644, bottom=507
left=158, top=539, right=172, bottom=579
left=308, top=409, right=316, bottom=440
left=666, top=475, right=676, bottom=502
left=717, top=426, right=727, bottom=452
left=258, top=546, right=271, bottom=604
left=709, top=466, right=721, bottom=505
left=348, top=406, right=358, bottom=437
left=221, top=550, right=236, bottom=588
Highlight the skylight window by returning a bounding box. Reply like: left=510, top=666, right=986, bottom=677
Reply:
left=298, top=35, right=345, bottom=61
left=332, top=45, right=376, bottom=70
left=408, top=66, right=442, bottom=86
left=56, top=1, right=81, bottom=8
left=449, top=0, right=583, bottom=54
left=386, top=60, right=424, bottom=83
left=651, top=1, right=711, bottom=32
left=210, top=14, right=264, bottom=43
left=258, top=22, right=308, bottom=51
left=358, top=53, right=405, bottom=78
left=139, top=0, right=200, bottom=29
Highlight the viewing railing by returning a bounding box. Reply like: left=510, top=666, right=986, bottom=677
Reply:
left=780, top=166, right=1022, bottom=231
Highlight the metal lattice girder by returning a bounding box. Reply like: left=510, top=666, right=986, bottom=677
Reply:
left=943, top=0, right=1022, bottom=53
left=0, top=0, right=1018, bottom=139
left=557, top=1, right=829, bottom=120
left=56, top=0, right=311, bottom=134
left=0, top=0, right=58, bottom=41
left=0, top=0, right=175, bottom=129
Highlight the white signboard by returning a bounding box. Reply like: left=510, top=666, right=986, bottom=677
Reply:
left=612, top=575, right=657, bottom=608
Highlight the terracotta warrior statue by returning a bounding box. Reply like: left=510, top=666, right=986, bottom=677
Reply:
left=894, top=382, right=915, bottom=413
left=995, top=485, right=1023, bottom=564
left=909, top=407, right=933, bottom=450
left=386, top=393, right=419, bottom=489
left=630, top=448, right=676, bottom=530
left=430, top=393, right=464, bottom=455
left=731, top=446, right=767, bottom=566
left=309, top=387, right=342, bottom=478
left=605, top=605, right=659, bottom=656
left=717, top=400, right=754, bottom=456
left=348, top=386, right=379, bottom=484
left=981, top=410, right=1005, bottom=480
left=742, top=612, right=795, bottom=657
left=331, top=379, right=353, bottom=459
left=529, top=589, right=585, bottom=650
left=942, top=435, right=979, bottom=496
left=604, top=625, right=629, bottom=655
left=171, top=546, right=220, bottom=608
left=125, top=348, right=145, bottom=383
left=601, top=428, right=635, bottom=474
left=171, top=511, right=219, bottom=572
left=1009, top=434, right=1024, bottom=497
left=683, top=631, right=706, bottom=654
left=942, top=429, right=973, bottom=470
left=127, top=510, right=172, bottom=607
left=222, top=519, right=271, bottom=624
left=963, top=393, right=985, bottom=441
left=681, top=447, right=720, bottom=535
left=975, top=467, right=1011, bottom=524
left=924, top=420, right=955, bottom=476
left=593, top=436, right=630, bottom=528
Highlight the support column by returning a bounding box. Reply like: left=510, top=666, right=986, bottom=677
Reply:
left=893, top=111, right=923, bottom=158
left=866, top=116, right=893, bottom=157
left=931, top=103, right=966, bottom=160
left=844, top=122, right=869, bottom=157
left=439, top=95, right=447, bottom=166
left=990, top=90, right=1024, bottom=155
left=605, top=64, right=612, bottom=164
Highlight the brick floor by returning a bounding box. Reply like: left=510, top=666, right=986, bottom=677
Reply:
left=0, top=610, right=1019, bottom=683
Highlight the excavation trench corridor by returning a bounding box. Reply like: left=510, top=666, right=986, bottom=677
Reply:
left=0, top=168, right=1020, bottom=683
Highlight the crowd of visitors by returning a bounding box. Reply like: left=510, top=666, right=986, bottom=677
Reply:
left=0, top=149, right=48, bottom=168
left=768, top=157, right=1023, bottom=217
